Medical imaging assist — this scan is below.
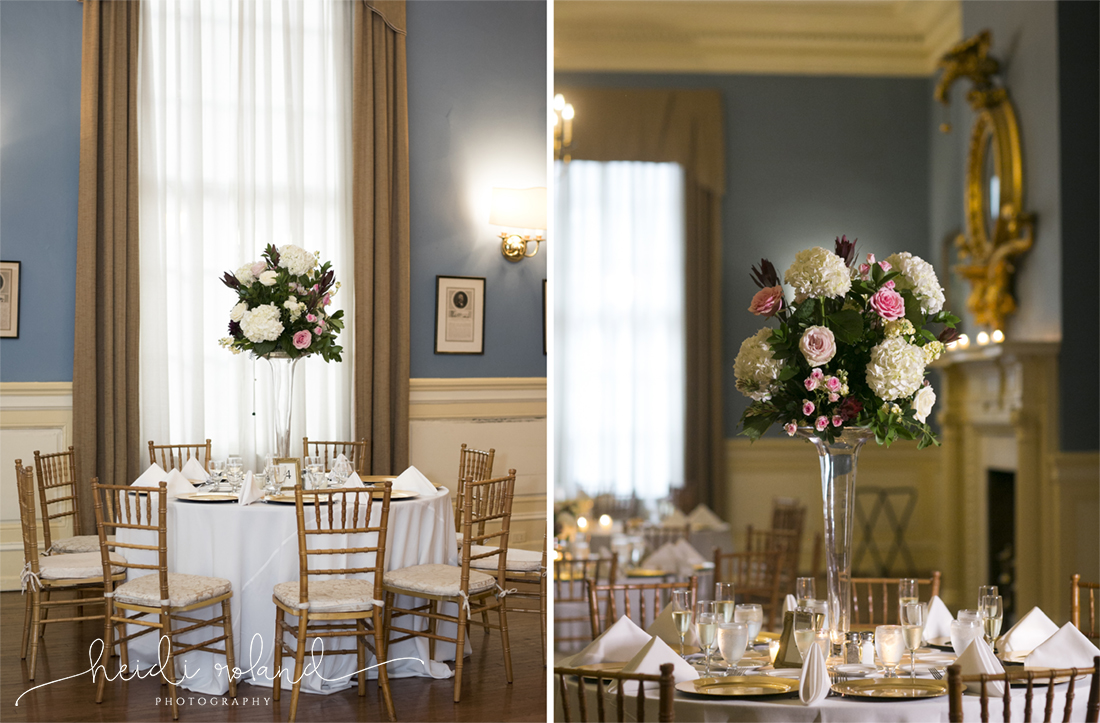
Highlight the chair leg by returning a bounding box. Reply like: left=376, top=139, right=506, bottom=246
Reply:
left=356, top=618, right=366, bottom=697
left=272, top=607, right=285, bottom=702
left=288, top=613, right=309, bottom=723
left=428, top=600, right=438, bottom=661
left=374, top=612, right=396, bottom=722
left=118, top=616, right=129, bottom=671
left=539, top=576, right=547, bottom=665
left=38, top=589, right=50, bottom=636
left=160, top=611, right=179, bottom=720
left=96, top=597, right=114, bottom=704
left=221, top=598, right=237, bottom=697
left=21, top=593, right=31, bottom=660
left=498, top=599, right=514, bottom=684
left=481, top=607, right=491, bottom=635
left=28, top=590, right=42, bottom=680
left=382, top=592, right=394, bottom=660
left=453, top=597, right=468, bottom=703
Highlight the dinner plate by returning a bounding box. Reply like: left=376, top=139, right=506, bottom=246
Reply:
left=762, top=668, right=803, bottom=678
left=676, top=675, right=797, bottom=697
left=917, top=652, right=957, bottom=664
left=177, top=492, right=239, bottom=503
left=832, top=678, right=947, bottom=699
left=834, top=664, right=878, bottom=677
left=925, top=636, right=952, bottom=649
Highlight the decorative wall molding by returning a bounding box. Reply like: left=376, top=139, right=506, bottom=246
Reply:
left=409, top=377, right=546, bottom=420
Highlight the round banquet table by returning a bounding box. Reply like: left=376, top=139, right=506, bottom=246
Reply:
left=114, top=487, right=462, bottom=695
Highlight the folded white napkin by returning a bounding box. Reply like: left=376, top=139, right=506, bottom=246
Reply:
left=1000, top=606, right=1060, bottom=657
left=661, top=508, right=689, bottom=529
left=617, top=635, right=699, bottom=694
left=132, top=462, right=168, bottom=487
left=647, top=602, right=701, bottom=649
left=799, top=640, right=830, bottom=706
left=686, top=504, right=730, bottom=531
left=1024, top=622, right=1100, bottom=669
left=923, top=596, right=955, bottom=642
left=180, top=457, right=210, bottom=484
left=784, top=594, right=798, bottom=613
left=342, top=472, right=365, bottom=488
left=164, top=468, right=197, bottom=499
left=238, top=471, right=263, bottom=506
left=640, top=539, right=706, bottom=577
left=392, top=465, right=438, bottom=495
left=956, top=637, right=1006, bottom=696
left=559, top=615, right=653, bottom=667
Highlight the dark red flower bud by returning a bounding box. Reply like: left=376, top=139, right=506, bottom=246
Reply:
left=749, top=259, right=779, bottom=289
left=834, top=235, right=857, bottom=267
left=938, top=327, right=961, bottom=344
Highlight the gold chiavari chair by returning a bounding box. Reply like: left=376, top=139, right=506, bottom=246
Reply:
left=946, top=656, right=1100, bottom=723
left=641, top=523, right=691, bottom=556
left=470, top=531, right=547, bottom=661
left=33, top=447, right=101, bottom=554
left=1073, top=574, right=1100, bottom=642
left=713, top=548, right=784, bottom=631
left=17, top=463, right=126, bottom=679
left=383, top=472, right=516, bottom=703
left=745, top=525, right=801, bottom=591
left=592, top=493, right=642, bottom=522
left=272, top=484, right=395, bottom=722
left=586, top=576, right=699, bottom=638
left=147, top=439, right=212, bottom=472
left=555, top=555, right=618, bottom=650
left=771, top=497, right=806, bottom=537
left=555, top=662, right=676, bottom=722
left=454, top=443, right=495, bottom=537
left=301, top=437, right=369, bottom=475
left=850, top=572, right=942, bottom=626
left=93, top=480, right=236, bottom=720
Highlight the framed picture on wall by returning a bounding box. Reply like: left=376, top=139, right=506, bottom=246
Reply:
left=435, top=275, right=485, bottom=354
left=0, top=261, right=21, bottom=339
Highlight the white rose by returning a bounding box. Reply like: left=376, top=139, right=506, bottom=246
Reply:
left=235, top=263, right=256, bottom=287
left=884, top=252, right=945, bottom=315
left=240, top=303, right=284, bottom=343
left=799, top=325, right=836, bottom=367
left=259, top=270, right=278, bottom=286
left=229, top=301, right=249, bottom=322
left=784, top=247, right=852, bottom=303
left=734, top=328, right=783, bottom=401
left=866, top=337, right=926, bottom=401
left=912, top=385, right=936, bottom=423
left=278, top=244, right=316, bottom=277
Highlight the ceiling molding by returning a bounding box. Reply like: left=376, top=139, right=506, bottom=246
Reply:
left=555, top=1, right=962, bottom=77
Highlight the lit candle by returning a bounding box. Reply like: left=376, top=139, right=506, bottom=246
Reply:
left=992, top=329, right=1005, bottom=343
left=598, top=514, right=613, bottom=532
left=957, top=334, right=970, bottom=349
left=577, top=516, right=588, bottom=531
left=562, top=104, right=574, bottom=146
left=768, top=639, right=781, bottom=664
left=977, top=331, right=990, bottom=345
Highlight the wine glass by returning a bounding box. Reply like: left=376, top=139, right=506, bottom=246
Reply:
left=226, top=455, right=243, bottom=491
left=981, top=595, right=1003, bottom=649
left=795, top=577, right=816, bottom=608
left=793, top=608, right=816, bottom=663
left=671, top=589, right=693, bottom=658
left=305, top=456, right=325, bottom=490
left=901, top=602, right=925, bottom=678
left=734, top=603, right=763, bottom=644
left=875, top=625, right=905, bottom=677
left=717, top=621, right=749, bottom=675
left=809, top=599, right=828, bottom=634
left=209, top=459, right=226, bottom=490
left=898, top=578, right=918, bottom=623
left=714, top=583, right=736, bottom=623
left=694, top=602, right=718, bottom=676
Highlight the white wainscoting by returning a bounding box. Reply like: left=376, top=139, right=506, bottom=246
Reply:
left=410, top=377, right=547, bottom=552
left=0, top=382, right=74, bottom=590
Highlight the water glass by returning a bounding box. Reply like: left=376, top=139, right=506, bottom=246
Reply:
left=209, top=459, right=226, bottom=489
left=714, top=583, right=736, bottom=623
left=226, top=455, right=243, bottom=490
left=795, top=577, right=816, bottom=608
left=717, top=621, right=749, bottom=674
left=875, top=625, right=905, bottom=677
left=734, top=604, right=763, bottom=643
left=671, top=589, right=693, bottom=658
left=694, top=602, right=718, bottom=676
left=950, top=614, right=983, bottom=656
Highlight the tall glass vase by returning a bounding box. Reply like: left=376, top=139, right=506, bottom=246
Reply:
left=262, top=352, right=303, bottom=459
left=797, top=426, right=875, bottom=642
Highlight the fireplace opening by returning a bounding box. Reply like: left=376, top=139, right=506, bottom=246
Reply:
left=988, top=468, right=1016, bottom=626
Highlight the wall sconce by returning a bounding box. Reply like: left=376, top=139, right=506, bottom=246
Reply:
left=490, top=186, right=546, bottom=262
left=553, top=93, right=574, bottom=162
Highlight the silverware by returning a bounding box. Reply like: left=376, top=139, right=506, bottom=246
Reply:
left=930, top=668, right=943, bottom=680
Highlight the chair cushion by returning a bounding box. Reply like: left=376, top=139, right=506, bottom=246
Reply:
left=39, top=551, right=126, bottom=580
left=468, top=545, right=543, bottom=572
left=50, top=535, right=115, bottom=554
left=383, top=564, right=495, bottom=597
left=273, top=579, right=377, bottom=613
left=113, top=572, right=231, bottom=608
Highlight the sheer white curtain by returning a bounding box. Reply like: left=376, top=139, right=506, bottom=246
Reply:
left=138, top=0, right=353, bottom=467
left=553, top=160, right=685, bottom=501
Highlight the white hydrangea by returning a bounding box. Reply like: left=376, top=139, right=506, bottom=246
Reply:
left=235, top=263, right=256, bottom=287
left=283, top=296, right=306, bottom=322
left=240, top=303, right=284, bottom=343
left=884, top=252, right=945, bottom=315
left=866, top=337, right=926, bottom=401
left=734, top=328, right=783, bottom=401
left=278, top=244, right=316, bottom=277
left=784, top=247, right=852, bottom=302
left=229, top=301, right=249, bottom=322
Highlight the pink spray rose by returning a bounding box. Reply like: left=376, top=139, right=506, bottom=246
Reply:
left=748, top=286, right=784, bottom=317
left=878, top=260, right=891, bottom=272
left=322, top=294, right=331, bottom=307
left=784, top=422, right=798, bottom=436
left=828, top=392, right=840, bottom=403
left=859, top=263, right=871, bottom=278
left=869, top=287, right=905, bottom=321
left=826, top=376, right=841, bottom=392
left=306, top=313, right=317, bottom=323
left=832, top=415, right=843, bottom=427
left=810, top=368, right=824, bottom=381
left=815, top=415, right=829, bottom=431
left=883, top=280, right=895, bottom=290
left=799, top=326, right=836, bottom=367
left=804, top=376, right=819, bottom=392
left=250, top=261, right=267, bottom=277
left=866, top=253, right=876, bottom=265
left=314, top=326, right=324, bottom=335
left=802, top=400, right=815, bottom=416
left=292, top=330, right=312, bottom=349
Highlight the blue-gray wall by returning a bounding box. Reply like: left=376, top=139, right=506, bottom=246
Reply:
left=407, top=0, right=547, bottom=378
left=556, top=72, right=932, bottom=437
left=0, top=0, right=82, bottom=382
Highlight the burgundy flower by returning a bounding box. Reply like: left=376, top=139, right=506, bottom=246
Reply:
left=749, top=258, right=779, bottom=289
left=837, top=396, right=863, bottom=421
left=834, top=235, right=857, bottom=267
left=228, top=320, right=243, bottom=339
left=221, top=272, right=242, bottom=290
left=938, top=326, right=961, bottom=344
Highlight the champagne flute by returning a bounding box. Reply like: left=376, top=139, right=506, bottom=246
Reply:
left=694, top=602, right=718, bottom=676
left=717, top=621, right=749, bottom=675
left=981, top=595, right=1003, bottom=649
left=902, top=602, right=925, bottom=679
left=714, top=582, right=736, bottom=623
left=898, top=578, right=918, bottom=623
left=795, top=577, right=816, bottom=608
left=978, top=585, right=998, bottom=609
left=793, top=608, right=816, bottom=663
left=875, top=625, right=905, bottom=677
left=671, top=589, right=693, bottom=658
left=734, top=603, right=763, bottom=643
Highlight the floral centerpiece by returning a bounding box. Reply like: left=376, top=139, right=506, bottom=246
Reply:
left=218, top=243, right=344, bottom=360
left=734, top=236, right=959, bottom=448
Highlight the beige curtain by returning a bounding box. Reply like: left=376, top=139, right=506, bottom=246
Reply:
left=558, top=87, right=726, bottom=510
left=351, top=0, right=410, bottom=474
left=73, top=0, right=141, bottom=533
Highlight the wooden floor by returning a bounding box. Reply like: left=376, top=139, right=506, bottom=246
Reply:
left=1, top=591, right=546, bottom=722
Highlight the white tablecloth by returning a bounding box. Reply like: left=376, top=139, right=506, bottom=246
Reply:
left=115, top=488, right=460, bottom=695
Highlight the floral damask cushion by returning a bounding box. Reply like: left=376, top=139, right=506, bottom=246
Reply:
left=467, top=545, right=542, bottom=572
left=273, top=579, right=378, bottom=613
left=39, top=551, right=126, bottom=580
left=383, top=564, right=494, bottom=597
left=50, top=535, right=115, bottom=554
left=113, top=572, right=231, bottom=608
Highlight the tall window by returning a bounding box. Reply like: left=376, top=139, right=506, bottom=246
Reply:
left=553, top=160, right=685, bottom=501
left=138, top=0, right=353, bottom=464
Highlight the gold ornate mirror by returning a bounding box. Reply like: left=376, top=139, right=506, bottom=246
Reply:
left=935, top=31, right=1034, bottom=331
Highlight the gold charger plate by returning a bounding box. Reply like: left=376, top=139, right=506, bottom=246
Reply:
left=178, top=492, right=239, bottom=503
left=756, top=631, right=781, bottom=642
left=676, top=675, right=797, bottom=697
left=625, top=569, right=668, bottom=578
left=832, top=678, right=947, bottom=699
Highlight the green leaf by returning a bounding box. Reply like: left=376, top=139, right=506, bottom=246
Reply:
left=253, top=340, right=277, bottom=357
left=903, top=291, right=925, bottom=331
left=790, top=299, right=816, bottom=325
left=826, top=310, right=864, bottom=344
left=872, top=263, right=883, bottom=284
left=779, top=365, right=799, bottom=381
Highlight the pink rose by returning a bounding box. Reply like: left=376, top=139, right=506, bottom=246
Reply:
left=804, top=377, right=818, bottom=392
left=826, top=376, right=841, bottom=392
left=879, top=260, right=891, bottom=272
left=866, top=253, right=876, bottom=265
left=292, top=330, right=312, bottom=349
left=799, top=326, right=836, bottom=367
left=870, top=288, right=905, bottom=321
left=810, top=368, right=824, bottom=381
left=306, top=313, right=317, bottom=323
left=832, top=415, right=843, bottom=427
left=859, top=263, right=870, bottom=278
left=748, top=286, right=784, bottom=317
left=815, top=415, right=829, bottom=431
left=828, top=392, right=840, bottom=403
left=784, top=422, right=798, bottom=436
left=883, top=280, right=895, bottom=290
left=314, top=326, right=324, bottom=335
left=802, top=400, right=815, bottom=416
left=250, top=261, right=267, bottom=277
left=322, top=294, right=331, bottom=307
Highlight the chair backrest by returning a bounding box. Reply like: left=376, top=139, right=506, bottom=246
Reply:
left=745, top=525, right=800, bottom=588
left=641, top=524, right=690, bottom=556
left=713, top=548, right=784, bottom=631
left=587, top=576, right=700, bottom=638
left=771, top=497, right=806, bottom=536
left=850, top=572, right=942, bottom=626
left=148, top=439, right=212, bottom=472
left=946, top=656, right=1100, bottom=723
left=1072, top=574, right=1100, bottom=642
left=555, top=662, right=675, bottom=722
left=592, top=493, right=641, bottom=521
left=92, top=480, right=170, bottom=603
left=32, top=447, right=81, bottom=546
left=454, top=444, right=495, bottom=530
left=16, top=462, right=42, bottom=577
left=460, top=471, right=516, bottom=590
left=554, top=555, right=618, bottom=649
left=302, top=437, right=369, bottom=475
left=293, top=483, right=391, bottom=607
